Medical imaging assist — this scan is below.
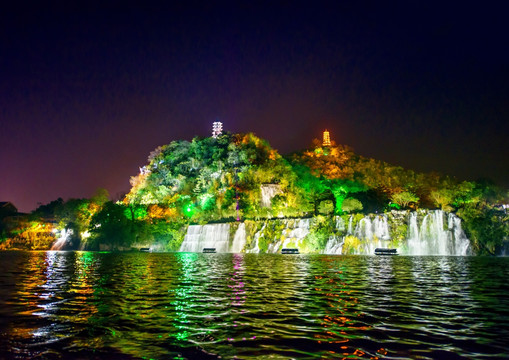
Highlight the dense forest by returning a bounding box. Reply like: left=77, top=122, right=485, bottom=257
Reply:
left=1, top=132, right=508, bottom=254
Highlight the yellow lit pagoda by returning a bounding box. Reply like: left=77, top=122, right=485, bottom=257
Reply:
left=322, top=130, right=331, bottom=147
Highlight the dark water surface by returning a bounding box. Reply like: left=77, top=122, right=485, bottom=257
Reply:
left=1, top=252, right=508, bottom=359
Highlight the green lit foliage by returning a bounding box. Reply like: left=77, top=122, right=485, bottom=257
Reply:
left=125, top=132, right=302, bottom=221
left=429, top=180, right=475, bottom=211
left=341, top=198, right=363, bottom=213
left=183, top=203, right=195, bottom=218
left=304, top=215, right=335, bottom=252
left=342, top=235, right=362, bottom=254
left=27, top=189, right=111, bottom=249
left=256, top=220, right=286, bottom=253
left=329, top=179, right=366, bottom=213
left=12, top=132, right=505, bottom=253
left=390, top=191, right=419, bottom=209
left=289, top=163, right=327, bottom=215
left=318, top=200, right=334, bottom=215
left=289, top=138, right=499, bottom=218
left=457, top=201, right=509, bottom=255
left=88, top=201, right=149, bottom=250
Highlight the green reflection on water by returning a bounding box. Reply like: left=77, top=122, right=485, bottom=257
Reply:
left=171, top=252, right=197, bottom=344
left=2, top=252, right=509, bottom=359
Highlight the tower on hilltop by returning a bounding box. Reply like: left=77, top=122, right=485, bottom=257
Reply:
left=322, top=130, right=331, bottom=147
left=212, top=121, right=223, bottom=138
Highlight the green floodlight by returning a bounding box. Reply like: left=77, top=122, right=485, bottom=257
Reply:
left=389, top=202, right=401, bottom=210
left=183, top=203, right=196, bottom=217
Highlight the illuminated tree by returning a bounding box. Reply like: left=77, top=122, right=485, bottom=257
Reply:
left=341, top=198, right=363, bottom=213
left=89, top=202, right=142, bottom=250
left=391, top=191, right=419, bottom=209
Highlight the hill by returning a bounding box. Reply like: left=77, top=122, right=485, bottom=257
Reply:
left=2, top=131, right=507, bottom=254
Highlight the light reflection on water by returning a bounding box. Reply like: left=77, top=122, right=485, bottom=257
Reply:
left=0, top=251, right=508, bottom=359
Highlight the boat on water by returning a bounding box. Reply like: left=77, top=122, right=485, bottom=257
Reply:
left=203, top=248, right=217, bottom=253
left=281, top=248, right=299, bottom=254
left=374, top=248, right=398, bottom=255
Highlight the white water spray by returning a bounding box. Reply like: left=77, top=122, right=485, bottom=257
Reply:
left=231, top=223, right=246, bottom=253
left=179, top=224, right=230, bottom=252
left=51, top=228, right=73, bottom=250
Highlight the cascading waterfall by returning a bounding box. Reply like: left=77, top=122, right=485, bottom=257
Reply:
left=448, top=213, right=470, bottom=255
left=404, top=210, right=469, bottom=255
left=266, top=219, right=310, bottom=253
left=373, top=216, right=391, bottom=240
left=336, top=216, right=346, bottom=232
left=407, top=212, right=420, bottom=251
left=231, top=223, right=246, bottom=253
left=179, top=224, right=230, bottom=252
left=246, top=223, right=265, bottom=253
left=347, top=216, right=353, bottom=235
left=403, top=210, right=470, bottom=255
left=322, top=210, right=470, bottom=255
left=179, top=210, right=470, bottom=255
left=352, top=215, right=391, bottom=254
left=322, top=216, right=346, bottom=254
left=323, top=235, right=344, bottom=254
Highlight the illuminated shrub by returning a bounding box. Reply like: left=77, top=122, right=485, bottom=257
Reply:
left=341, top=198, right=363, bottom=213
left=343, top=235, right=361, bottom=254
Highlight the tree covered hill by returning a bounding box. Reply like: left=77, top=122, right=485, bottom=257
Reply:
left=1, top=131, right=507, bottom=254
left=125, top=132, right=506, bottom=219
left=118, top=131, right=507, bottom=254
left=124, top=132, right=304, bottom=221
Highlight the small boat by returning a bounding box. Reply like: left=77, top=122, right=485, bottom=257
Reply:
left=139, top=247, right=151, bottom=252
left=203, top=248, right=216, bottom=253
left=281, top=248, right=299, bottom=254
left=375, top=248, right=398, bottom=255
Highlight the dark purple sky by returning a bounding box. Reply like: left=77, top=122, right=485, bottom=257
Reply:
left=1, top=1, right=508, bottom=212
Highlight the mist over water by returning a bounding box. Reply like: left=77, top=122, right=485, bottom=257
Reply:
left=1, top=251, right=508, bottom=359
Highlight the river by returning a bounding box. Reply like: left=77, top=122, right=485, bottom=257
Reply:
left=0, top=251, right=508, bottom=359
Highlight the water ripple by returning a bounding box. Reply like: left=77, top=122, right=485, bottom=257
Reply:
left=1, top=251, right=509, bottom=359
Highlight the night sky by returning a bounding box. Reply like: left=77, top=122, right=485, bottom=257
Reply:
left=1, top=1, right=508, bottom=212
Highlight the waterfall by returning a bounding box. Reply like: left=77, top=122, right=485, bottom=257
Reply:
left=323, top=236, right=344, bottom=254
left=51, top=228, right=73, bottom=250
left=354, top=217, right=373, bottom=241
left=266, top=219, right=310, bottom=253
left=448, top=213, right=470, bottom=255
left=407, top=212, right=420, bottom=252
left=179, top=224, right=230, bottom=253
left=323, top=216, right=346, bottom=254
left=247, top=219, right=311, bottom=253
left=177, top=210, right=470, bottom=255
left=335, top=216, right=346, bottom=232
left=231, top=223, right=246, bottom=253
left=323, top=214, right=390, bottom=254
left=373, top=215, right=391, bottom=240
left=260, top=184, right=282, bottom=208
left=246, top=223, right=266, bottom=253
left=352, top=215, right=390, bottom=254
left=404, top=210, right=470, bottom=255
left=323, top=211, right=470, bottom=256
left=347, top=216, right=353, bottom=235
